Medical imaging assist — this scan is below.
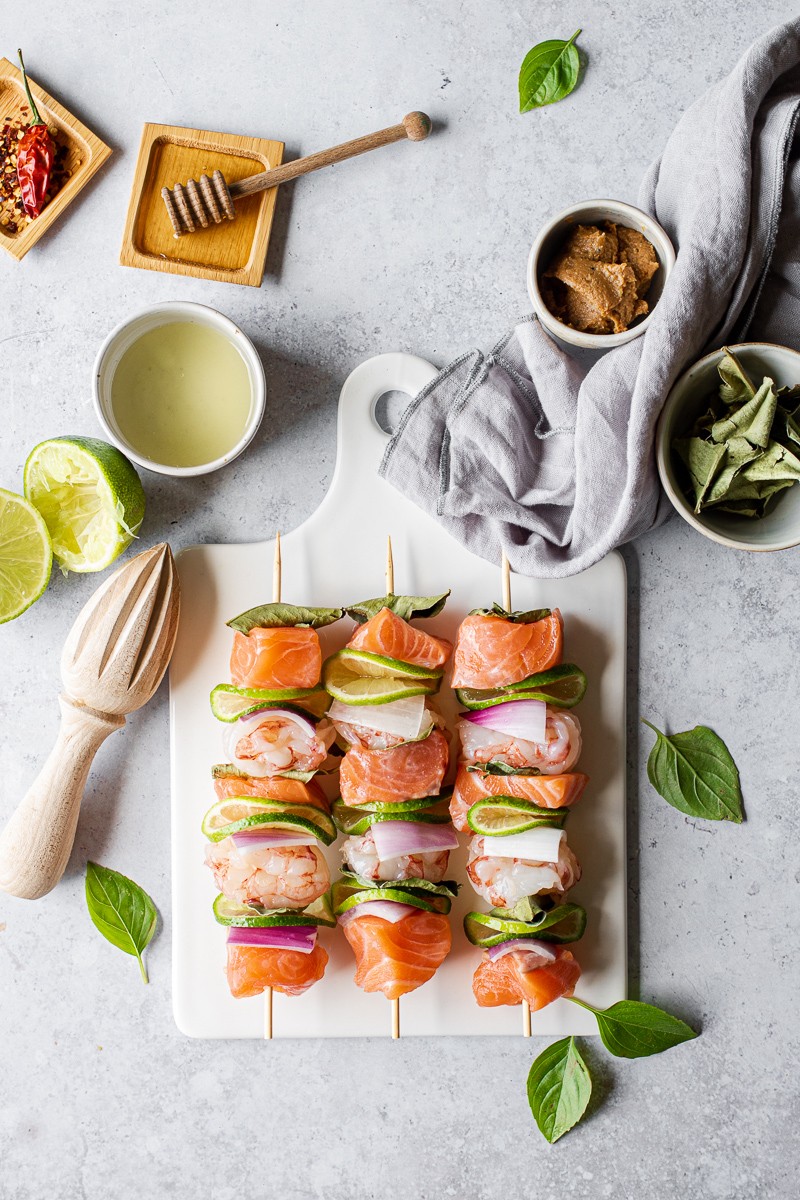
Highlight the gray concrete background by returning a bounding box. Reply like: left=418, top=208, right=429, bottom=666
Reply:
left=1, top=3, right=798, bottom=1197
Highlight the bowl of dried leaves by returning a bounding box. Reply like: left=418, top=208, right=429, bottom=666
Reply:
left=657, top=342, right=800, bottom=551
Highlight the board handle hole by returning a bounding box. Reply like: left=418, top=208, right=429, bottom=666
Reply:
left=374, top=390, right=412, bottom=435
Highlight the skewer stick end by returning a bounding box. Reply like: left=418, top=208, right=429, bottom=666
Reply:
left=391, top=996, right=400, bottom=1039
left=386, top=535, right=395, bottom=594
left=522, top=999, right=532, bottom=1038
left=265, top=986, right=274, bottom=1039
left=501, top=551, right=511, bottom=612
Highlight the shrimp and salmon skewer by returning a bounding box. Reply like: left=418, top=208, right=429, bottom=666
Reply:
left=326, top=540, right=458, bottom=1036
left=454, top=555, right=589, bottom=1034
left=203, top=535, right=343, bottom=1030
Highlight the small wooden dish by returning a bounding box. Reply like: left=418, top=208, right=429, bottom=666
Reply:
left=0, top=58, right=111, bottom=262
left=120, top=123, right=284, bottom=287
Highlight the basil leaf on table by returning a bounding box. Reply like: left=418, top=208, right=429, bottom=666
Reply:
left=345, top=592, right=450, bottom=624
left=569, top=999, right=697, bottom=1059
left=527, top=1036, right=592, bottom=1142
left=519, top=29, right=582, bottom=113
left=85, top=862, right=158, bottom=984
left=643, top=720, right=744, bottom=823
left=227, top=603, right=344, bottom=632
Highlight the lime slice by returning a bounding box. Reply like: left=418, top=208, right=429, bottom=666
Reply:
left=213, top=891, right=336, bottom=928
left=210, top=684, right=331, bottom=722
left=24, top=436, right=145, bottom=573
left=323, top=650, right=441, bottom=706
left=333, top=795, right=453, bottom=836
left=463, top=903, right=586, bottom=946
left=201, top=797, right=336, bottom=845
left=466, top=797, right=567, bottom=836
left=332, top=873, right=458, bottom=915
left=457, top=664, right=587, bottom=711
left=0, top=488, right=52, bottom=623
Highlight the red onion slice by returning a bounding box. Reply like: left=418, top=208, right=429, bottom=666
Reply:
left=486, top=938, right=557, bottom=963
left=236, top=708, right=318, bottom=735
left=370, top=820, right=459, bottom=861
left=226, top=925, right=317, bottom=953
left=231, top=830, right=319, bottom=853
left=462, top=699, right=546, bottom=744
left=337, top=900, right=418, bottom=926
left=481, top=827, right=564, bottom=863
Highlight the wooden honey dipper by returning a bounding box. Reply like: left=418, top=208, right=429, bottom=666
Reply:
left=161, top=110, right=431, bottom=237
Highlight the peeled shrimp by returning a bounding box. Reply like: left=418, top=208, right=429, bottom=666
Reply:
left=224, top=712, right=335, bottom=778
left=342, top=830, right=450, bottom=883
left=205, top=837, right=330, bottom=909
left=466, top=834, right=581, bottom=909
left=458, top=710, right=581, bottom=774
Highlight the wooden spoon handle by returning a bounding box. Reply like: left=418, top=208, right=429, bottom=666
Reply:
left=229, top=110, right=431, bottom=200
left=0, top=696, right=124, bottom=900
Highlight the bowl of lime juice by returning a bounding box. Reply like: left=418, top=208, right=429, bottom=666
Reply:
left=93, top=302, right=265, bottom=477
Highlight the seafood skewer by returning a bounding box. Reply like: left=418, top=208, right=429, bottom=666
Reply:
left=328, top=537, right=457, bottom=1038
left=204, top=533, right=343, bottom=1033
left=453, top=553, right=589, bottom=1036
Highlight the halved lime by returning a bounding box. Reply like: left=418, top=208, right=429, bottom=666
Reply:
left=213, top=891, right=336, bottom=928
left=201, top=797, right=336, bottom=845
left=323, top=650, right=441, bottom=706
left=457, top=664, right=587, bottom=711
left=0, top=488, right=52, bottom=623
left=210, top=684, right=331, bottom=722
left=336, top=648, right=443, bottom=680
left=463, top=903, right=586, bottom=946
left=24, top=436, right=145, bottom=573
left=333, top=795, right=453, bottom=836
left=466, top=797, right=567, bottom=836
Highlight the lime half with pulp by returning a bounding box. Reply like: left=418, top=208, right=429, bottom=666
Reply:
left=323, top=649, right=441, bottom=706
left=0, top=488, right=52, bottom=623
left=24, top=436, right=145, bottom=573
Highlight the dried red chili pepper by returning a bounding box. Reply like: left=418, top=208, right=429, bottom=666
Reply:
left=16, top=49, right=55, bottom=219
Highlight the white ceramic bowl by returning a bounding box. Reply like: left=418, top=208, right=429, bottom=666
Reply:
left=527, top=199, right=676, bottom=350
left=93, top=301, right=266, bottom=477
left=656, top=342, right=800, bottom=552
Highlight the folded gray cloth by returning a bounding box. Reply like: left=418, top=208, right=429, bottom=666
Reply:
left=380, top=18, right=800, bottom=576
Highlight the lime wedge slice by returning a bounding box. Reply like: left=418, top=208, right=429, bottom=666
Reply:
left=463, top=903, right=586, bottom=946
left=332, top=794, right=453, bottom=836
left=24, top=436, right=145, bottom=573
left=201, top=797, right=336, bottom=845
left=466, top=797, right=568, bottom=836
left=213, top=891, right=336, bottom=927
left=323, top=650, right=441, bottom=706
left=210, top=684, right=331, bottom=722
left=457, top=664, right=587, bottom=711
left=0, top=488, right=52, bottom=623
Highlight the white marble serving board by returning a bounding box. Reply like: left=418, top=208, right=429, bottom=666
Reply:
left=169, top=352, right=627, bottom=1039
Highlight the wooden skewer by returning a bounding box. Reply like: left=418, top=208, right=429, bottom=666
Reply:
left=263, top=530, right=283, bottom=1041
left=501, top=551, right=532, bottom=1040
left=385, top=535, right=402, bottom=1042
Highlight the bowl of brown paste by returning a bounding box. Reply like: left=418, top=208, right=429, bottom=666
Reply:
left=528, top=200, right=675, bottom=349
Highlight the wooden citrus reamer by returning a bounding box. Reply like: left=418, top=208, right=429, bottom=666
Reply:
left=0, top=544, right=180, bottom=900
left=161, top=111, right=431, bottom=237
left=501, top=551, right=533, bottom=1039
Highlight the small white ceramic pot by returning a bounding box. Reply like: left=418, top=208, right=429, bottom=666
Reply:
left=92, top=301, right=266, bottom=477
left=527, top=199, right=676, bottom=350
left=656, top=342, right=800, bottom=552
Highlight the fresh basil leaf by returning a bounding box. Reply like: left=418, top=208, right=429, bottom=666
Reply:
left=643, top=720, right=744, bottom=823
left=85, top=862, right=158, bottom=984
left=466, top=761, right=541, bottom=777
left=527, top=1036, right=592, bottom=1142
left=227, top=603, right=343, bottom=632
left=519, top=30, right=582, bottom=112
left=345, top=592, right=450, bottom=624
left=468, top=601, right=552, bottom=624
left=570, top=999, right=697, bottom=1059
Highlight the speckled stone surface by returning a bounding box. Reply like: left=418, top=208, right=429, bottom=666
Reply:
left=2, top=3, right=799, bottom=1197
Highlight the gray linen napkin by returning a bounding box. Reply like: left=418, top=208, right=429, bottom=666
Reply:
left=380, top=18, right=800, bottom=576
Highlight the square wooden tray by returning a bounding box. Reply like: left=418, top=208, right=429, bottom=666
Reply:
left=120, top=123, right=284, bottom=287
left=0, top=57, right=111, bottom=262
